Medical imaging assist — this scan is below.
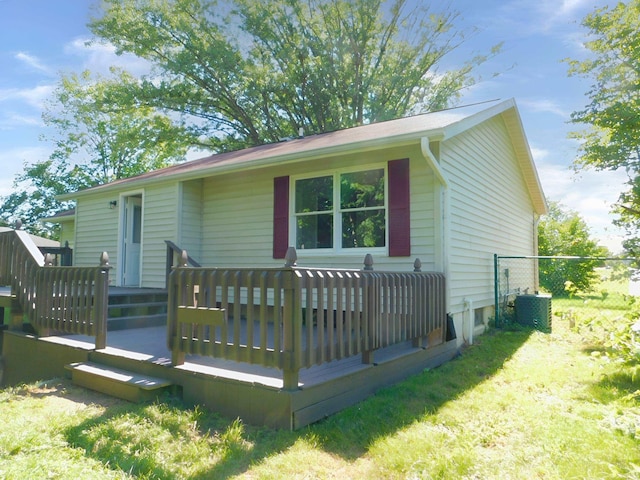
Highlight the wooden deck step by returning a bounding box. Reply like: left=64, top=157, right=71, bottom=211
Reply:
left=65, top=361, right=173, bottom=403
left=107, top=289, right=168, bottom=331
left=107, top=313, right=168, bottom=331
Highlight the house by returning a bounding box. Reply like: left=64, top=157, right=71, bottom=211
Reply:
left=2, top=98, right=546, bottom=429
left=54, top=98, right=546, bottom=341
left=40, top=209, right=76, bottom=249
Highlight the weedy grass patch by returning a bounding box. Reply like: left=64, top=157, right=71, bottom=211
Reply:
left=1, top=315, right=638, bottom=479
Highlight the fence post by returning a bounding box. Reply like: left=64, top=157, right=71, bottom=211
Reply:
left=282, top=248, right=300, bottom=390
left=284, top=246, right=297, bottom=267
left=169, top=250, right=189, bottom=366
left=494, top=254, right=500, bottom=328
left=35, top=253, right=56, bottom=336
left=61, top=241, right=72, bottom=266
left=411, top=258, right=424, bottom=347
left=363, top=253, right=374, bottom=271
left=94, top=252, right=110, bottom=350
left=362, top=254, right=376, bottom=364
left=414, top=258, right=422, bottom=272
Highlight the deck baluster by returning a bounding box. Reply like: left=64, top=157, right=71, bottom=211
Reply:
left=161, top=244, right=445, bottom=389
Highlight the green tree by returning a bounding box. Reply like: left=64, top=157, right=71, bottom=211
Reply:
left=0, top=70, right=196, bottom=236
left=566, top=0, right=640, bottom=259
left=538, top=202, right=608, bottom=296
left=89, top=0, right=500, bottom=150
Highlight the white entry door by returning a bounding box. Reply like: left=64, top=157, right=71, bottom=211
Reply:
left=122, top=196, right=142, bottom=286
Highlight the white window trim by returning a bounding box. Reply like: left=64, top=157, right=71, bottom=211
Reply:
left=289, top=164, right=389, bottom=256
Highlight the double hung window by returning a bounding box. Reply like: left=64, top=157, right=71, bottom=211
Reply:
left=294, top=168, right=386, bottom=251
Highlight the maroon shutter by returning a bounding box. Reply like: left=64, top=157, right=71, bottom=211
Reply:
left=273, top=176, right=290, bottom=259
left=388, top=158, right=410, bottom=257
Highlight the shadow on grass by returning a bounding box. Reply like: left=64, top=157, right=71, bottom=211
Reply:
left=63, top=397, right=296, bottom=480
left=56, top=329, right=531, bottom=479
left=304, top=329, right=532, bottom=460
left=588, top=364, right=640, bottom=404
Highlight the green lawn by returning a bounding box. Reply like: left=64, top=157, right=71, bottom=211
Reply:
left=1, top=316, right=639, bottom=479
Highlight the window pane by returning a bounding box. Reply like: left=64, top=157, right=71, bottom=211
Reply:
left=297, top=213, right=333, bottom=249
left=340, top=169, right=384, bottom=209
left=295, top=176, right=333, bottom=213
left=132, top=205, right=142, bottom=244
left=342, top=210, right=385, bottom=248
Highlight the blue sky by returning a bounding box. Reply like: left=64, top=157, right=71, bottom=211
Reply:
left=0, top=0, right=627, bottom=251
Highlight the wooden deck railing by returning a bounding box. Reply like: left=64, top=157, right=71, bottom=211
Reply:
left=165, top=240, right=201, bottom=287
left=0, top=229, right=110, bottom=348
left=167, top=248, right=447, bottom=389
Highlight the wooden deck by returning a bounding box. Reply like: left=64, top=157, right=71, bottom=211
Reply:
left=0, top=232, right=457, bottom=429
left=52, top=326, right=447, bottom=389
left=1, top=324, right=457, bottom=429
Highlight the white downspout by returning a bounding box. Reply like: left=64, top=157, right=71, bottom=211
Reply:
left=421, top=136, right=452, bottom=323
left=463, top=298, right=474, bottom=345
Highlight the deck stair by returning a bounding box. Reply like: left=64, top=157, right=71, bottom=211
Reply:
left=65, top=361, right=173, bottom=403
left=107, top=289, right=168, bottom=331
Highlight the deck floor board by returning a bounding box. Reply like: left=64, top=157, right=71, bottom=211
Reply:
left=47, top=326, right=426, bottom=389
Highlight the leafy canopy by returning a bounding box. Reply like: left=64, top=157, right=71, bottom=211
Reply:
left=538, top=202, right=608, bottom=296
left=0, top=70, right=195, bottom=235
left=567, top=0, right=640, bottom=257
left=90, top=0, right=500, bottom=150
left=2, top=0, right=499, bottom=237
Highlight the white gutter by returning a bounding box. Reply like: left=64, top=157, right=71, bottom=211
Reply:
left=420, top=137, right=448, bottom=188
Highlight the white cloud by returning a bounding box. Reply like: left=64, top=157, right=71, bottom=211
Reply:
left=0, top=146, right=52, bottom=197
left=14, top=51, right=53, bottom=75
left=0, top=112, right=43, bottom=130
left=64, top=37, right=152, bottom=77
left=0, top=85, right=55, bottom=110
left=520, top=99, right=569, bottom=118
left=536, top=159, right=627, bottom=250
left=530, top=146, right=550, bottom=162
left=494, top=0, right=608, bottom=36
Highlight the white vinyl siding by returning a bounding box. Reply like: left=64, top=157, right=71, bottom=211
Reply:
left=200, top=144, right=436, bottom=272
left=442, top=115, right=536, bottom=312
left=59, top=220, right=75, bottom=250
left=73, top=195, right=120, bottom=285
left=179, top=179, right=204, bottom=263
left=141, top=183, right=179, bottom=288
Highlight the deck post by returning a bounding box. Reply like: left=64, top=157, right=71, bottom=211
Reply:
left=37, top=254, right=55, bottom=336
left=362, top=254, right=376, bottom=364
left=282, top=258, right=300, bottom=390
left=94, top=252, right=110, bottom=350
left=412, top=258, right=424, bottom=348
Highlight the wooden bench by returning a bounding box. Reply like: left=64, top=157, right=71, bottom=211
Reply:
left=65, top=361, right=173, bottom=403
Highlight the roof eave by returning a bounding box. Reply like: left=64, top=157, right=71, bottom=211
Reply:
left=58, top=127, right=447, bottom=201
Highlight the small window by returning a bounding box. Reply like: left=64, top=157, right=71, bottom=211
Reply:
left=474, top=308, right=484, bottom=327
left=294, top=168, right=386, bottom=251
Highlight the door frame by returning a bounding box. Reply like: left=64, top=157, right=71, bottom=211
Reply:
left=117, top=191, right=144, bottom=287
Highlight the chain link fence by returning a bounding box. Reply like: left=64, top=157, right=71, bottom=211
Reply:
left=494, top=255, right=635, bottom=332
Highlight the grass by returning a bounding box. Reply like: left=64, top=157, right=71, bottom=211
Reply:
left=1, top=318, right=639, bottom=479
